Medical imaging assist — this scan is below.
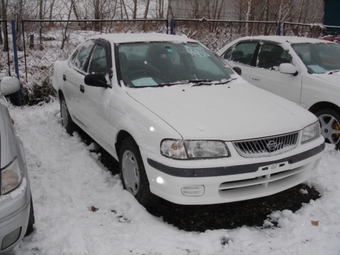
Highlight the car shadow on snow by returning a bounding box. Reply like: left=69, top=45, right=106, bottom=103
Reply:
left=77, top=128, right=321, bottom=232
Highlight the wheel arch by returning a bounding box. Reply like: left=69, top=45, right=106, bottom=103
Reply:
left=115, top=130, right=136, bottom=160
left=309, top=101, right=340, bottom=115
left=57, top=89, right=64, bottom=101
left=116, top=131, right=159, bottom=207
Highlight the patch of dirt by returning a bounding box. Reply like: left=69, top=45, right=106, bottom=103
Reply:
left=147, top=184, right=320, bottom=232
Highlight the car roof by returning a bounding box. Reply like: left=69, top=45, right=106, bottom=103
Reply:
left=88, top=33, right=197, bottom=44
left=235, top=35, right=333, bottom=44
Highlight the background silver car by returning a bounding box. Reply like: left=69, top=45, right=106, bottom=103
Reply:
left=0, top=77, right=34, bottom=254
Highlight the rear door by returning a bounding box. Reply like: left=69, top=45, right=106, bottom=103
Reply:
left=220, top=40, right=259, bottom=81
left=63, top=40, right=95, bottom=128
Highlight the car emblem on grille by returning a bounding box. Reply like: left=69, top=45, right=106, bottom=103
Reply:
left=266, top=140, right=278, bottom=151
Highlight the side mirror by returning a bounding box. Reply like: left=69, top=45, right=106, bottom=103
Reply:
left=279, top=63, right=298, bottom=76
left=233, top=66, right=242, bottom=76
left=84, top=73, right=110, bottom=88
left=0, top=77, right=20, bottom=96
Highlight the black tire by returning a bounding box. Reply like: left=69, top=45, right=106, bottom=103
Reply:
left=315, top=108, right=340, bottom=149
left=60, top=95, right=76, bottom=135
left=119, top=137, right=158, bottom=208
left=25, top=196, right=35, bottom=236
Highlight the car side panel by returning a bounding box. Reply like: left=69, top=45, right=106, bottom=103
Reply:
left=249, top=67, right=302, bottom=105
left=227, top=61, right=253, bottom=82
left=301, top=74, right=340, bottom=110
left=63, top=67, right=88, bottom=128
left=81, top=85, right=113, bottom=153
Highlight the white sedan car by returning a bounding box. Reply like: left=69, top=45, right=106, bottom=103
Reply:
left=217, top=36, right=340, bottom=149
left=53, top=33, right=324, bottom=207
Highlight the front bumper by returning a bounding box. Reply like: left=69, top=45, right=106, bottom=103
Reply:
left=0, top=179, right=31, bottom=254
left=142, top=140, right=325, bottom=205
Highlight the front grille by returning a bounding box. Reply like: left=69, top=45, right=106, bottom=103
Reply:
left=233, top=132, right=299, bottom=158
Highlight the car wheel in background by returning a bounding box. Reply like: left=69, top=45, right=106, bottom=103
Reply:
left=119, top=137, right=158, bottom=208
left=60, top=95, right=76, bottom=135
left=315, top=108, right=340, bottom=149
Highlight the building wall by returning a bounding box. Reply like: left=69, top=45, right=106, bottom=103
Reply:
left=324, top=0, right=340, bottom=25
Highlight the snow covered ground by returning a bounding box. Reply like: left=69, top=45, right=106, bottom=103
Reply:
left=8, top=101, right=340, bottom=255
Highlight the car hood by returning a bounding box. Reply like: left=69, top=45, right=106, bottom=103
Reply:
left=314, top=72, right=340, bottom=85
left=126, top=80, right=316, bottom=140
left=0, top=99, right=18, bottom=168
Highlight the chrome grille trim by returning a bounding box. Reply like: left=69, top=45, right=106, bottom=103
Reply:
left=233, top=132, right=299, bottom=158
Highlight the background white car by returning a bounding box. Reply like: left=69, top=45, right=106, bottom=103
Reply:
left=0, top=77, right=35, bottom=254
left=217, top=36, right=340, bottom=149
left=53, top=33, right=324, bottom=207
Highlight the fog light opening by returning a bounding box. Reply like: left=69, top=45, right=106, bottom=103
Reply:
left=156, top=177, right=164, bottom=184
left=181, top=185, right=205, bottom=197
left=1, top=227, right=21, bottom=251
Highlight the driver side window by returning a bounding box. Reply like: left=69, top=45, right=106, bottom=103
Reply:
left=88, top=44, right=108, bottom=74
left=257, top=43, right=292, bottom=70
left=69, top=40, right=95, bottom=72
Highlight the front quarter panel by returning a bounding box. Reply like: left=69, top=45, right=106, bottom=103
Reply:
left=301, top=74, right=340, bottom=110
left=109, top=86, right=181, bottom=161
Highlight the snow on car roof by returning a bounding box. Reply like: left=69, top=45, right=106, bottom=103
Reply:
left=237, top=35, right=333, bottom=44
left=87, top=33, right=196, bottom=44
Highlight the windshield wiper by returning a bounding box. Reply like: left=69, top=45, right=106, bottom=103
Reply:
left=213, top=78, right=237, bottom=85
left=158, top=79, right=213, bottom=87
left=189, top=79, right=213, bottom=86
left=157, top=80, right=190, bottom=87
left=191, top=78, right=236, bottom=86
left=157, top=78, right=237, bottom=87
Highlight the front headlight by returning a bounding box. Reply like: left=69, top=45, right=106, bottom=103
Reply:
left=161, top=139, right=230, bottom=159
left=1, top=157, right=23, bottom=195
left=302, top=122, right=321, bottom=144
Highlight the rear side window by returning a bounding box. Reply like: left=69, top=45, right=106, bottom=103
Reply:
left=229, top=42, right=258, bottom=65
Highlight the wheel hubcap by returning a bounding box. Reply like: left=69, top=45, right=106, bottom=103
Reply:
left=318, top=113, right=340, bottom=145
left=122, top=150, right=140, bottom=195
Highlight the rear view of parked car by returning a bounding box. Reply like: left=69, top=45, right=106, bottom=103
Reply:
left=217, top=36, right=340, bottom=149
left=0, top=77, right=35, bottom=254
left=53, top=33, right=324, bottom=208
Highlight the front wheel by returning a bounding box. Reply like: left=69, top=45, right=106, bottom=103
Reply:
left=119, top=137, right=158, bottom=207
left=60, top=95, right=76, bottom=135
left=315, top=108, right=340, bottom=149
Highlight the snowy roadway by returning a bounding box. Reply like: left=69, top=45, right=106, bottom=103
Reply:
left=9, top=101, right=340, bottom=255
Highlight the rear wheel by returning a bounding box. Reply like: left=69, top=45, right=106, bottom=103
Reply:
left=315, top=108, right=340, bottom=149
left=119, top=137, right=158, bottom=207
left=60, top=95, right=76, bottom=135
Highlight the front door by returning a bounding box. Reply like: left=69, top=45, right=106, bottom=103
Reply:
left=249, top=42, right=302, bottom=105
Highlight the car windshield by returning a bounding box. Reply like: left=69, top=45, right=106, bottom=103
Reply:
left=117, top=42, right=234, bottom=87
left=292, top=42, right=340, bottom=74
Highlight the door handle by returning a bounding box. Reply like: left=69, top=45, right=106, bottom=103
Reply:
left=63, top=74, right=66, bottom=81
left=252, top=77, right=260, bottom=81
left=80, top=85, right=85, bottom=93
